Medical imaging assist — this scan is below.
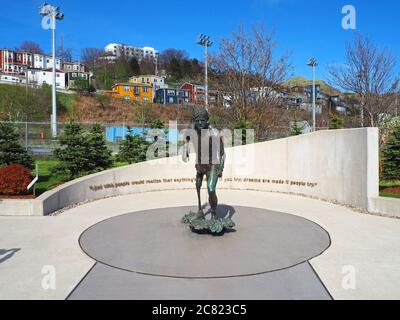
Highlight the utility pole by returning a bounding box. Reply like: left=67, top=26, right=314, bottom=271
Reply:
left=40, top=3, right=64, bottom=138
left=197, top=34, right=213, bottom=111
left=307, top=58, right=318, bottom=132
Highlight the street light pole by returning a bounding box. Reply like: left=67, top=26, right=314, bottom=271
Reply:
left=307, top=58, right=318, bottom=132
left=51, top=15, right=57, bottom=138
left=40, top=3, right=64, bottom=138
left=197, top=34, right=213, bottom=111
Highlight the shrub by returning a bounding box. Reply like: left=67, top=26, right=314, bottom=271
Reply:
left=0, top=164, right=34, bottom=195
left=0, top=122, right=34, bottom=169
left=382, top=122, right=400, bottom=181
left=329, top=114, right=344, bottom=129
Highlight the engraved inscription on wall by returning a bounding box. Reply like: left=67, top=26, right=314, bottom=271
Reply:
left=89, top=177, right=318, bottom=192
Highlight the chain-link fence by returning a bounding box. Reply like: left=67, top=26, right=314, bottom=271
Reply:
left=2, top=121, right=192, bottom=157
left=2, top=120, right=333, bottom=158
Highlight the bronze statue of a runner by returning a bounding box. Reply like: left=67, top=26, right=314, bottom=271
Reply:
left=182, top=107, right=235, bottom=234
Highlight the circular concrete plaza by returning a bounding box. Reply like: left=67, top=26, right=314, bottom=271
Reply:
left=79, top=205, right=331, bottom=279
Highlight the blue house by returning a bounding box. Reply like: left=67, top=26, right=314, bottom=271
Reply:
left=155, top=88, right=179, bottom=104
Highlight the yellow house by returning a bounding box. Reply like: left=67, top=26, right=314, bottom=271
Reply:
left=129, top=75, right=166, bottom=89
left=111, top=83, right=153, bottom=103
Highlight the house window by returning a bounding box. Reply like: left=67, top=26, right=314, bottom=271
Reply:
left=143, top=97, right=148, bottom=103
left=72, top=73, right=77, bottom=77
left=143, top=87, right=148, bottom=93
left=134, top=87, right=140, bottom=95
left=124, top=96, right=130, bottom=101
left=124, top=86, right=130, bottom=92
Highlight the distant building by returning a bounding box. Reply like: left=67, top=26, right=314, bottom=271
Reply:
left=109, top=83, right=153, bottom=103
left=155, top=88, right=179, bottom=104
left=129, top=75, right=167, bottom=93
left=104, top=44, right=159, bottom=62
left=0, top=73, right=24, bottom=84
left=0, top=49, right=33, bottom=74
left=33, top=53, right=61, bottom=70
left=63, top=62, right=92, bottom=89
left=304, top=84, right=321, bottom=103
left=65, top=71, right=91, bottom=90
left=27, top=68, right=66, bottom=89
left=329, top=95, right=348, bottom=114
left=63, top=62, right=88, bottom=73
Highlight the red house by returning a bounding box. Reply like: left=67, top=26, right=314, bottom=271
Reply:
left=180, top=82, right=206, bottom=105
left=0, top=49, right=32, bottom=74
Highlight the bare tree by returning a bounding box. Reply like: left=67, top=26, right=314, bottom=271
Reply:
left=81, top=47, right=104, bottom=69
left=139, top=57, right=156, bottom=75
left=327, top=35, right=399, bottom=127
left=210, top=23, right=291, bottom=139
left=159, top=48, right=189, bottom=66
left=57, top=47, right=73, bottom=63
left=17, top=41, right=44, bottom=54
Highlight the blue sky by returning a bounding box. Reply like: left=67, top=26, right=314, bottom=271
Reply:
left=1, top=0, right=399, bottom=81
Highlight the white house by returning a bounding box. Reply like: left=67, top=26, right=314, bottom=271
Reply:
left=28, top=68, right=66, bottom=89
left=0, top=73, right=24, bottom=84
left=33, top=54, right=61, bottom=70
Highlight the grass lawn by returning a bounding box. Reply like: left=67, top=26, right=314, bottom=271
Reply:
left=34, top=160, right=129, bottom=195
left=380, top=193, right=400, bottom=199
left=34, top=160, right=67, bottom=196
left=58, top=92, right=77, bottom=115
left=379, top=180, right=400, bottom=200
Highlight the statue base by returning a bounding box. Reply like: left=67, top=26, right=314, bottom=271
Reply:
left=182, top=211, right=236, bottom=235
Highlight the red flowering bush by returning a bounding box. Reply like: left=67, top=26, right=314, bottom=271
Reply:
left=0, top=164, right=34, bottom=196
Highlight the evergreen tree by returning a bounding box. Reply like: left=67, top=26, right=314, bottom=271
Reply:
left=168, top=58, right=183, bottom=81
left=0, top=122, right=33, bottom=169
left=117, top=127, right=150, bottom=164
left=382, top=123, right=400, bottom=181
left=290, top=119, right=304, bottom=136
left=234, top=118, right=254, bottom=145
left=87, top=124, right=113, bottom=171
left=53, top=122, right=91, bottom=178
left=114, top=58, right=130, bottom=82
left=129, top=57, right=141, bottom=76
left=54, top=123, right=114, bottom=178
left=73, top=77, right=96, bottom=96
left=329, top=114, right=344, bottom=129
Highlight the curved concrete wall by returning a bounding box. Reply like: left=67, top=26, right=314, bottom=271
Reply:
left=1, top=128, right=385, bottom=216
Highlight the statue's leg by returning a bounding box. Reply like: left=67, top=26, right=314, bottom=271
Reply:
left=207, top=166, right=219, bottom=219
left=196, top=171, right=204, bottom=217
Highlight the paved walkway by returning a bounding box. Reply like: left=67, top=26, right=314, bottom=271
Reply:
left=1, top=190, right=400, bottom=300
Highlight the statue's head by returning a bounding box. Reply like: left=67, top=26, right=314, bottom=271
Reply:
left=192, top=107, right=209, bottom=131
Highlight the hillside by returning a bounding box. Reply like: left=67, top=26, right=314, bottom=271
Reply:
left=0, top=83, right=75, bottom=121
left=283, top=77, right=340, bottom=96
